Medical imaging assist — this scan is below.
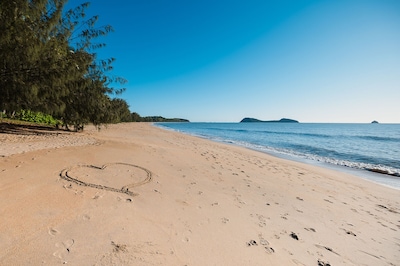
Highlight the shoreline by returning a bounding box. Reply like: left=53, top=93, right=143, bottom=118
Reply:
left=154, top=123, right=400, bottom=190
left=1, top=122, right=399, bottom=265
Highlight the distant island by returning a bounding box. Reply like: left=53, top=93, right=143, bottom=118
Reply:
left=240, top=117, right=299, bottom=123
left=138, top=116, right=189, bottom=122
left=130, top=113, right=189, bottom=122
left=371, top=120, right=379, bottom=124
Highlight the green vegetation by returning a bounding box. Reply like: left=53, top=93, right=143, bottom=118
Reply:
left=130, top=113, right=189, bottom=122
left=15, top=109, right=60, bottom=126
left=0, top=1, right=130, bottom=131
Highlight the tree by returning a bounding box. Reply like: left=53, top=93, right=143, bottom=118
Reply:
left=0, top=1, right=128, bottom=130
left=109, top=98, right=132, bottom=123
left=0, top=0, right=66, bottom=112
left=58, top=1, right=127, bottom=129
left=131, top=112, right=142, bottom=122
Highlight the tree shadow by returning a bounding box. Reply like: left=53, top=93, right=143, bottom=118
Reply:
left=0, top=122, right=65, bottom=136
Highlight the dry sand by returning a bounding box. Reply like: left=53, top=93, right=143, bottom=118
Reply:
left=0, top=122, right=399, bottom=265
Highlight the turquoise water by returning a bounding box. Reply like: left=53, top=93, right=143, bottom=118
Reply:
left=156, top=122, right=400, bottom=189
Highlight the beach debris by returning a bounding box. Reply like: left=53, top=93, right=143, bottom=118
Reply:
left=296, top=196, right=304, bottom=201
left=290, top=232, right=299, bottom=240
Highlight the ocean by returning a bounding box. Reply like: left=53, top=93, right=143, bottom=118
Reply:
left=156, top=122, right=400, bottom=189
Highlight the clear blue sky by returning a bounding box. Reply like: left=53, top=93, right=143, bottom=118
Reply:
left=66, top=0, right=400, bottom=123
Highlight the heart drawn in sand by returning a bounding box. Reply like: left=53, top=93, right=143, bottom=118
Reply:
left=60, top=163, right=152, bottom=196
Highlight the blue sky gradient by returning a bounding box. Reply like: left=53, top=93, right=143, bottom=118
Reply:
left=67, top=0, right=400, bottom=122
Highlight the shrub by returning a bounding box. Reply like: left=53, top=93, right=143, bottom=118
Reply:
left=15, top=109, right=60, bottom=126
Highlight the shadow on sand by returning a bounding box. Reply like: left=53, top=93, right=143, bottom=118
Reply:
left=0, top=122, right=65, bottom=136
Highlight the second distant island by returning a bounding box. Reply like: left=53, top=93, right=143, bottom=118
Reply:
left=240, top=117, right=299, bottom=123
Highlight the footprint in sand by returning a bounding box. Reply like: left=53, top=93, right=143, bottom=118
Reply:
left=92, top=191, right=104, bottom=199
left=111, top=241, right=128, bottom=253
left=318, top=259, right=332, bottom=266
left=82, top=214, right=91, bottom=221
left=247, top=235, right=275, bottom=254
left=342, top=228, right=356, bottom=236
left=246, top=240, right=258, bottom=246
left=258, top=234, right=275, bottom=254
left=304, top=227, right=316, bottom=232
left=290, top=232, right=299, bottom=240
left=53, top=239, right=75, bottom=259
left=221, top=217, right=230, bottom=224
left=48, top=227, right=59, bottom=236
left=315, top=244, right=339, bottom=256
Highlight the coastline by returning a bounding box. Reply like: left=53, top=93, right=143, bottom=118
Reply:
left=0, top=122, right=399, bottom=265
left=155, top=122, right=400, bottom=190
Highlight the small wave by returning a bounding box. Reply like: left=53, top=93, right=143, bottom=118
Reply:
left=365, top=168, right=400, bottom=177
left=197, top=126, right=334, bottom=139
left=357, top=135, right=400, bottom=142
left=236, top=129, right=334, bottom=139
left=156, top=122, right=400, bottom=178
left=204, top=127, right=251, bottom=133
left=285, top=143, right=344, bottom=157
left=287, top=151, right=400, bottom=177
left=229, top=141, right=400, bottom=177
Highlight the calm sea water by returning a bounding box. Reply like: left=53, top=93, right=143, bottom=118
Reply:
left=156, top=122, right=400, bottom=189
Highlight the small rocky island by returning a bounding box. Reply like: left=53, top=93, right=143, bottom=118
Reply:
left=371, top=120, right=379, bottom=124
left=240, top=117, right=299, bottom=123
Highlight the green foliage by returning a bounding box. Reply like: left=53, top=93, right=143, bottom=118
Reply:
left=109, top=98, right=132, bottom=123
left=131, top=113, right=189, bottom=122
left=0, top=1, right=129, bottom=130
left=15, top=109, right=60, bottom=126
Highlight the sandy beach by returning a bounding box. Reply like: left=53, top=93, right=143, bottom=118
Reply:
left=0, top=122, right=399, bottom=265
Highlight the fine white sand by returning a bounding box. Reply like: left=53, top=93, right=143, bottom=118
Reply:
left=0, top=122, right=399, bottom=265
